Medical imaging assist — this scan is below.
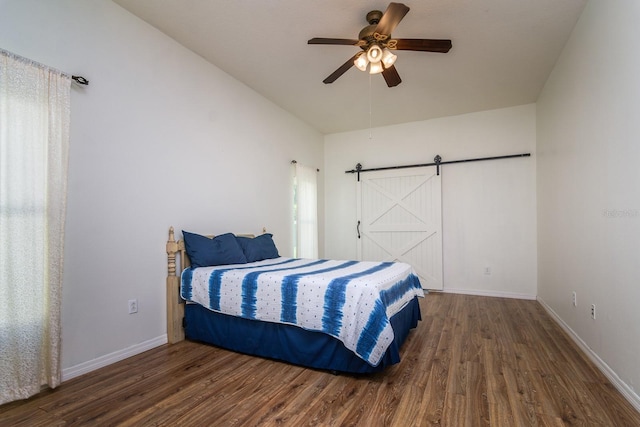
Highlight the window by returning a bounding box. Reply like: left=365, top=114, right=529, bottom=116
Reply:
left=293, top=163, right=318, bottom=259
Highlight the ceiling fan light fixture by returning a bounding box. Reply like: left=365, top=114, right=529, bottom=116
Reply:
left=308, top=3, right=452, bottom=87
left=354, top=53, right=369, bottom=72
left=366, top=44, right=383, bottom=63
left=381, top=48, right=397, bottom=68
left=369, top=61, right=384, bottom=75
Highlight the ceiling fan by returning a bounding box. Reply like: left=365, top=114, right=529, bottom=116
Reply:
left=308, top=2, right=452, bottom=87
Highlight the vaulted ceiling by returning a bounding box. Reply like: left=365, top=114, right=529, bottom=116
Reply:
left=112, top=0, right=587, bottom=134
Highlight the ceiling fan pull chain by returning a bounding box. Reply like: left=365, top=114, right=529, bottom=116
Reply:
left=369, top=74, right=373, bottom=140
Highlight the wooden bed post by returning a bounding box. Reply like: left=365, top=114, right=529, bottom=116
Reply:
left=166, top=226, right=185, bottom=343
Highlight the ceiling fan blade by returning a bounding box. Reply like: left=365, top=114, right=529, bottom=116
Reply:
left=393, top=39, right=452, bottom=53
left=308, top=38, right=359, bottom=46
left=382, top=65, right=402, bottom=87
left=375, top=2, right=410, bottom=36
left=322, top=53, right=360, bottom=84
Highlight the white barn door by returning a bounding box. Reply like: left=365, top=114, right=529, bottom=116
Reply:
left=357, top=167, right=443, bottom=290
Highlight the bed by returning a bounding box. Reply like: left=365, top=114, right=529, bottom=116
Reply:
left=166, top=227, right=424, bottom=373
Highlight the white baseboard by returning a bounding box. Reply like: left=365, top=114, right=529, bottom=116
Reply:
left=440, top=287, right=537, bottom=300
left=537, top=297, right=640, bottom=413
left=61, top=335, right=168, bottom=382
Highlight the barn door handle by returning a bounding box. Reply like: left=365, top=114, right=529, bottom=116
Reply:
left=357, top=220, right=361, bottom=239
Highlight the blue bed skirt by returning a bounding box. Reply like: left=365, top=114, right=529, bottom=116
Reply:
left=184, top=296, right=422, bottom=374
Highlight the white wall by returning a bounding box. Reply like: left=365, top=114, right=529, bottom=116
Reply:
left=324, top=105, right=537, bottom=298
left=0, top=0, right=323, bottom=373
left=537, top=0, right=640, bottom=404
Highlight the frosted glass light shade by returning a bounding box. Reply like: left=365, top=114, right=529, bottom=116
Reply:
left=366, top=44, right=383, bottom=63
left=381, top=48, right=397, bottom=68
left=354, top=53, right=369, bottom=71
left=369, top=61, right=383, bottom=74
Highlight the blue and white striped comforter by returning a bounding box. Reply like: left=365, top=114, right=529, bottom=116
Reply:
left=181, top=257, right=424, bottom=366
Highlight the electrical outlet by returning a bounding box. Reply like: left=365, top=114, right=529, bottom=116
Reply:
left=591, top=304, right=596, bottom=320
left=572, top=291, right=577, bottom=307
left=128, top=299, right=138, bottom=314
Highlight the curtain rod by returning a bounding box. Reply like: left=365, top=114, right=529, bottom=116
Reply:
left=345, top=153, right=531, bottom=180
left=291, top=160, right=319, bottom=172
left=0, top=48, right=89, bottom=86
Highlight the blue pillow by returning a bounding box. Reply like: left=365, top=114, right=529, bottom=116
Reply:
left=182, top=231, right=247, bottom=268
left=236, top=233, right=280, bottom=262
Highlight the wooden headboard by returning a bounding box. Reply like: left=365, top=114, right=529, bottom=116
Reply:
left=165, top=226, right=256, bottom=344
left=166, top=227, right=186, bottom=343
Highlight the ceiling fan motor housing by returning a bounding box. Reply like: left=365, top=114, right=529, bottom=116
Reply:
left=359, top=10, right=387, bottom=49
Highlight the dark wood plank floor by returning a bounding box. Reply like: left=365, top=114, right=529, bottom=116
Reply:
left=2, top=293, right=639, bottom=426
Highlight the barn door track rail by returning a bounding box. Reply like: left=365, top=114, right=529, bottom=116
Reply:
left=345, top=153, right=531, bottom=180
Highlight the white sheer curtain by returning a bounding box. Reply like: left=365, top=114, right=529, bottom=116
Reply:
left=0, top=49, right=71, bottom=404
left=294, top=163, right=318, bottom=258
